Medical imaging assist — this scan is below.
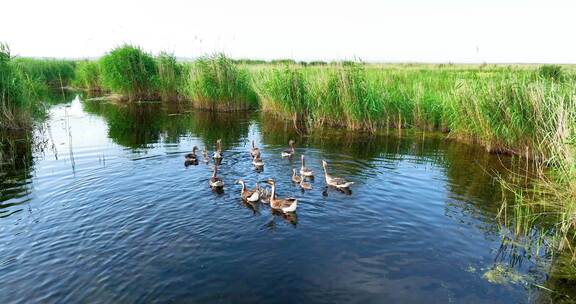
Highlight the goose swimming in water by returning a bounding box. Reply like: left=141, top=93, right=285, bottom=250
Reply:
left=291, top=168, right=302, bottom=184
left=213, top=139, right=222, bottom=160
left=236, top=179, right=260, bottom=202
left=184, top=146, right=199, bottom=165
left=209, top=165, right=225, bottom=189
left=322, top=160, right=354, bottom=189
left=250, top=140, right=261, bottom=159
left=265, top=179, right=298, bottom=213
left=281, top=140, right=295, bottom=158
left=300, top=154, right=314, bottom=177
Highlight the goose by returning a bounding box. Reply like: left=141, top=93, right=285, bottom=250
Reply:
left=265, top=179, right=298, bottom=213
left=300, top=154, right=314, bottom=177
left=252, top=155, right=264, bottom=168
left=281, top=140, right=295, bottom=157
left=322, top=160, right=354, bottom=189
left=258, top=185, right=272, bottom=204
left=213, top=139, right=222, bottom=160
left=250, top=140, right=261, bottom=159
left=184, top=146, right=199, bottom=165
left=291, top=168, right=302, bottom=184
left=202, top=148, right=209, bottom=163
left=299, top=180, right=312, bottom=190
left=236, top=179, right=260, bottom=202
left=209, top=165, right=224, bottom=189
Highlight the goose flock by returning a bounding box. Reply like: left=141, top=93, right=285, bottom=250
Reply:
left=184, top=139, right=354, bottom=214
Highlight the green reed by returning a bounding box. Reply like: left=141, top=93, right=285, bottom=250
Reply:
left=0, top=43, right=45, bottom=129
left=185, top=54, right=257, bottom=111
left=99, top=45, right=159, bottom=101
left=156, top=52, right=186, bottom=102
left=73, top=60, right=103, bottom=93
left=13, top=57, right=76, bottom=88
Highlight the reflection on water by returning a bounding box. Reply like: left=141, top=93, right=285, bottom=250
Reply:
left=0, top=95, right=574, bottom=303
left=0, top=131, right=34, bottom=219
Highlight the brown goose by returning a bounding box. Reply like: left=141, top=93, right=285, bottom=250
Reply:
left=281, top=140, right=295, bottom=158
left=250, top=140, right=261, bottom=159
left=236, top=179, right=260, bottom=202
left=291, top=168, right=302, bottom=183
left=209, top=165, right=224, bottom=189
left=265, top=179, right=298, bottom=213
left=300, top=154, right=314, bottom=177
left=322, top=160, right=354, bottom=189
left=213, top=139, right=222, bottom=160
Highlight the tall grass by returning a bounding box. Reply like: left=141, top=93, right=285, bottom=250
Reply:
left=13, top=57, right=76, bottom=88
left=185, top=54, right=257, bottom=111
left=156, top=52, right=186, bottom=102
left=253, top=65, right=308, bottom=126
left=0, top=43, right=44, bottom=129
left=99, top=45, right=159, bottom=101
left=74, top=60, right=103, bottom=93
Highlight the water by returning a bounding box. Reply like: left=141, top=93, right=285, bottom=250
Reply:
left=0, top=95, right=571, bottom=303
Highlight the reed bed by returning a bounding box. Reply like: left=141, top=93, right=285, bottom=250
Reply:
left=13, top=57, right=76, bottom=88
left=156, top=52, right=186, bottom=102
left=99, top=45, right=160, bottom=101
left=74, top=60, right=103, bottom=93
left=185, top=54, right=257, bottom=111
left=0, top=43, right=44, bottom=129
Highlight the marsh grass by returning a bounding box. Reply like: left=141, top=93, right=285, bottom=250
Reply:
left=13, top=57, right=76, bottom=88
left=253, top=65, right=309, bottom=127
left=0, top=43, right=44, bottom=129
left=99, top=45, right=159, bottom=101
left=156, top=52, right=186, bottom=102
left=74, top=60, right=103, bottom=93
left=185, top=54, right=257, bottom=111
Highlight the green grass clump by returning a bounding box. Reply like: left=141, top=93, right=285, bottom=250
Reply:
left=314, top=63, right=385, bottom=130
left=13, top=57, right=76, bottom=88
left=538, top=64, right=563, bottom=81
left=254, top=65, right=308, bottom=124
left=185, top=54, right=257, bottom=111
left=445, top=75, right=575, bottom=160
left=99, top=45, right=159, bottom=101
left=0, top=43, right=44, bottom=129
left=156, top=52, right=186, bottom=102
left=74, top=60, right=103, bottom=92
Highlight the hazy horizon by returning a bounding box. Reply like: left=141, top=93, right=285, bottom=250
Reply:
left=2, top=0, right=575, bottom=63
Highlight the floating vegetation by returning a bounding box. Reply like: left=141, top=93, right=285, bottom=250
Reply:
left=483, top=263, right=528, bottom=285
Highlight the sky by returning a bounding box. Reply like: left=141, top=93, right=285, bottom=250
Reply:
left=1, top=0, right=575, bottom=63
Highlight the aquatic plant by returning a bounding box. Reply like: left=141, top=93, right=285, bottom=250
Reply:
left=185, top=53, right=257, bottom=111
left=13, top=57, right=76, bottom=88
left=0, top=43, right=44, bottom=129
left=99, top=45, right=159, bottom=101
left=254, top=65, right=309, bottom=126
left=156, top=52, right=186, bottom=102
left=73, top=60, right=103, bottom=92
